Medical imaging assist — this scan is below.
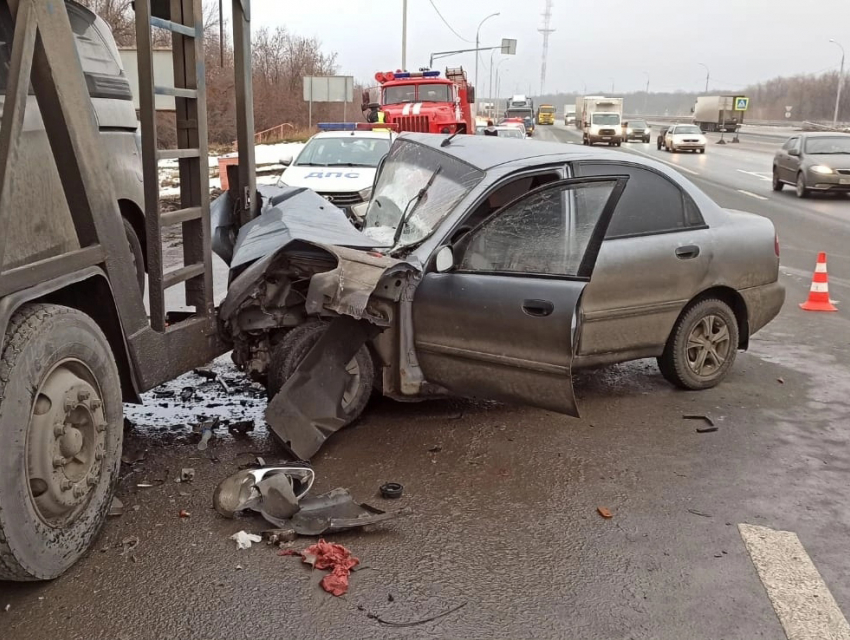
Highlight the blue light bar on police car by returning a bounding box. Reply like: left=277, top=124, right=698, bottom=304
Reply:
left=316, top=123, right=357, bottom=131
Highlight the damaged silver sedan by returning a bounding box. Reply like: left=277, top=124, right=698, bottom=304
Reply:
left=213, top=134, right=784, bottom=459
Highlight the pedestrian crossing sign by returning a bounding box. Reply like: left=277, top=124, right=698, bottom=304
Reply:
left=735, top=97, right=749, bottom=111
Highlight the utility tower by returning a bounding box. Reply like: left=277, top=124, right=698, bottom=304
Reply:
left=538, top=0, right=555, bottom=95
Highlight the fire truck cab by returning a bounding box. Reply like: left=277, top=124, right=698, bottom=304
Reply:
left=365, top=68, right=476, bottom=135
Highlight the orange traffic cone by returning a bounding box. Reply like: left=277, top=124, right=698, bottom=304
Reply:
left=800, top=252, right=837, bottom=312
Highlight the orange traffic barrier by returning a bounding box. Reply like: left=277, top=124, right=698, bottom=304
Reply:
left=800, top=252, right=838, bottom=312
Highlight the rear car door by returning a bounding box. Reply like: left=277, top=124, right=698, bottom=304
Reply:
left=412, top=176, right=627, bottom=416
left=572, top=162, right=711, bottom=362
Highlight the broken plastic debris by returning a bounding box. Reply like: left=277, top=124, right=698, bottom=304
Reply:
left=109, top=496, right=124, bottom=517
left=262, top=528, right=297, bottom=546
left=230, top=531, right=262, bottom=550
left=180, top=468, right=196, bottom=483
left=194, top=367, right=217, bottom=380
left=213, top=467, right=406, bottom=535
left=282, top=539, right=359, bottom=596
left=180, top=387, right=195, bottom=402
left=120, top=536, right=140, bottom=556
left=179, top=509, right=191, bottom=518
left=597, top=507, right=613, bottom=519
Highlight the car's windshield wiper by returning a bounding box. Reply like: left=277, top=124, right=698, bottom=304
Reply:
left=294, top=162, right=329, bottom=167
left=392, top=166, right=443, bottom=247
left=340, top=162, right=376, bottom=167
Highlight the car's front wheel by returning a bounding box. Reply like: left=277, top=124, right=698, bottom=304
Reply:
left=772, top=168, right=784, bottom=191
left=658, top=298, right=739, bottom=390
left=266, top=321, right=374, bottom=436
left=796, top=172, right=810, bottom=198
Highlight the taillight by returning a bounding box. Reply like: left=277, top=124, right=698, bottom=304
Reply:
left=775, top=233, right=780, bottom=257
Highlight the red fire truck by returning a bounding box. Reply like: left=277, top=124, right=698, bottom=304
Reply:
left=363, top=68, right=476, bottom=135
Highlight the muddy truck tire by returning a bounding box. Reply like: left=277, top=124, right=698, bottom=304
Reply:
left=267, top=321, right=374, bottom=432
left=0, top=304, right=123, bottom=581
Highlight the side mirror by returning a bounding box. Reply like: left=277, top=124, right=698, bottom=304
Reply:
left=435, top=246, right=454, bottom=273
left=468, top=87, right=476, bottom=103
left=788, top=149, right=800, bottom=157
left=280, top=155, right=292, bottom=167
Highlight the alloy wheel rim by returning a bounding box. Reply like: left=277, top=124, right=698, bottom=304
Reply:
left=686, top=315, right=731, bottom=378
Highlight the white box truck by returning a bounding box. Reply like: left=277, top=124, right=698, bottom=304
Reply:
left=578, top=96, right=624, bottom=146
left=692, top=95, right=745, bottom=132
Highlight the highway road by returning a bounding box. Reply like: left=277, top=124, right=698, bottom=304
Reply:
left=3, top=127, right=850, bottom=640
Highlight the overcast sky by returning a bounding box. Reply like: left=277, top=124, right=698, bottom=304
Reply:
left=245, top=0, right=850, bottom=96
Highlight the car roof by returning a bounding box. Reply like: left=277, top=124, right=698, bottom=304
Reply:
left=310, top=130, right=397, bottom=141
left=398, top=132, right=652, bottom=170
left=797, top=131, right=850, bottom=138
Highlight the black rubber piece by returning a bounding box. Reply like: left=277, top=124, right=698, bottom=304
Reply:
left=380, top=482, right=404, bottom=499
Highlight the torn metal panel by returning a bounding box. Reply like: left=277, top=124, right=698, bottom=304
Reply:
left=268, top=488, right=406, bottom=535
left=305, top=243, right=418, bottom=322
left=230, top=187, right=375, bottom=269
left=265, top=316, right=380, bottom=459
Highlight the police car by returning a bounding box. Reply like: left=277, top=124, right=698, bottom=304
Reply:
left=278, top=123, right=395, bottom=211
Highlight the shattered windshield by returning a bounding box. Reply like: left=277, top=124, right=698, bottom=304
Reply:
left=363, top=140, right=484, bottom=249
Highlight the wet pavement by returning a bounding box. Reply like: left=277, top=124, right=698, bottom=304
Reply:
left=3, top=291, right=850, bottom=638
left=4, top=133, right=850, bottom=639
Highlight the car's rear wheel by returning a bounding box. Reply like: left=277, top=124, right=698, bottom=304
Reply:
left=0, top=304, right=123, bottom=581
left=796, top=172, right=810, bottom=198
left=657, top=139, right=662, bottom=150
left=699, top=149, right=706, bottom=154
left=266, top=321, right=374, bottom=437
left=772, top=168, right=784, bottom=191
left=658, top=298, right=739, bottom=390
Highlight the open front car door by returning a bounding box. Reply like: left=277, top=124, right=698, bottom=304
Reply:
left=412, top=176, right=628, bottom=416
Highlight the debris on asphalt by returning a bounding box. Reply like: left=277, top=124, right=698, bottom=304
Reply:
left=195, top=418, right=220, bottom=451
left=428, top=445, right=443, bottom=453
left=120, top=536, right=140, bottom=556
left=777, top=377, right=785, bottom=384
left=136, top=483, right=154, bottom=489
left=179, top=509, right=191, bottom=518
left=213, top=466, right=405, bottom=534
left=213, top=465, right=315, bottom=519
left=218, top=378, right=232, bottom=395
left=193, top=367, right=217, bottom=380
left=281, top=539, right=359, bottom=596
left=388, top=593, right=395, bottom=602
left=153, top=389, right=175, bottom=398
left=683, top=414, right=719, bottom=433
left=180, top=468, right=196, bottom=483
left=227, top=420, right=255, bottom=437
left=365, top=601, right=468, bottom=627
left=230, top=531, right=262, bottom=550
left=180, top=387, right=196, bottom=402
left=262, top=528, right=297, bottom=546
left=687, top=509, right=713, bottom=518
left=597, top=507, right=613, bottom=519
left=380, top=482, right=404, bottom=499
left=109, top=496, right=124, bottom=517
left=4, top=604, right=10, bottom=612
left=121, top=449, right=148, bottom=466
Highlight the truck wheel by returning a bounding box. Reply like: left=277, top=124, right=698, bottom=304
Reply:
left=267, top=321, right=374, bottom=430
left=0, top=304, right=122, bottom=581
left=123, top=218, right=146, bottom=294
left=657, top=298, right=738, bottom=390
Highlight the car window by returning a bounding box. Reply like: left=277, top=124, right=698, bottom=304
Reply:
left=459, top=180, right=618, bottom=277
left=791, top=138, right=802, bottom=153
left=576, top=163, right=702, bottom=238
left=295, top=136, right=391, bottom=167
left=781, top=137, right=797, bottom=151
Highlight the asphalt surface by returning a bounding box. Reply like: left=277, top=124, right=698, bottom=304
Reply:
left=3, top=126, right=850, bottom=640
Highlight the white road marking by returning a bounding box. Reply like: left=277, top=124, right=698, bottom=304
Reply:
left=737, top=189, right=769, bottom=201
left=739, top=524, right=850, bottom=640
left=620, top=147, right=700, bottom=175
left=737, top=169, right=772, bottom=181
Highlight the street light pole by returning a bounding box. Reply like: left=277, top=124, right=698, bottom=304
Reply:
left=610, top=77, right=615, bottom=94
left=698, top=63, right=710, bottom=93
left=490, top=48, right=497, bottom=119
left=401, top=0, right=408, bottom=70
left=830, top=39, right=845, bottom=128
left=643, top=72, right=650, bottom=114
left=475, top=12, right=500, bottom=108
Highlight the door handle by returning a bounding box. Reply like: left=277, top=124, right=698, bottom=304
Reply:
left=675, top=245, right=700, bottom=260
left=522, top=299, right=554, bottom=317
